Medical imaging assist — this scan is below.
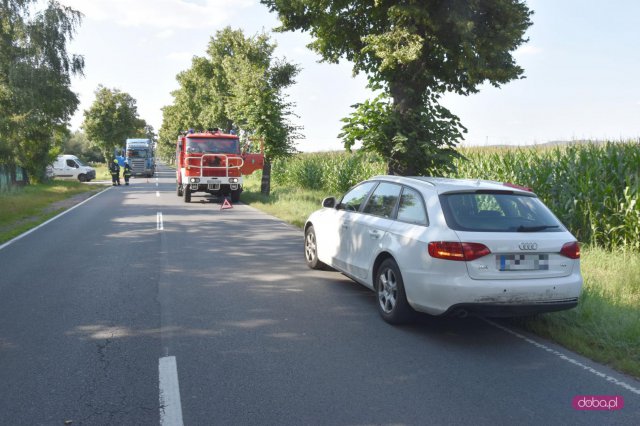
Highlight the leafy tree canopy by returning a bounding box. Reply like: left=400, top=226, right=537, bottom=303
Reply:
left=262, top=0, right=532, bottom=175
left=82, top=86, right=148, bottom=162
left=0, top=0, right=84, bottom=181
left=60, top=130, right=102, bottom=163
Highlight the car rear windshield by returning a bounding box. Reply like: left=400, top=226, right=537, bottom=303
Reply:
left=439, top=191, right=564, bottom=232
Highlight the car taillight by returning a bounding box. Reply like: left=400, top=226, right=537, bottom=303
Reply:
left=428, top=241, right=491, bottom=261
left=560, top=241, right=580, bottom=259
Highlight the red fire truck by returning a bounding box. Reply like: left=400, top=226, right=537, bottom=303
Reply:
left=175, top=129, right=263, bottom=203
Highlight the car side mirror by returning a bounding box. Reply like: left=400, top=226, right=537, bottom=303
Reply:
left=322, top=197, right=336, bottom=208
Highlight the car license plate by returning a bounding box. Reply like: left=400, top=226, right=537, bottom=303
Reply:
left=497, top=254, right=549, bottom=271
left=207, top=179, right=221, bottom=184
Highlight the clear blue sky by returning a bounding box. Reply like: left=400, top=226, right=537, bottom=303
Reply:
left=59, top=0, right=640, bottom=151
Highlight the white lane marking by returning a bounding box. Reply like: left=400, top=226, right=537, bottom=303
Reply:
left=156, top=191, right=160, bottom=197
left=484, top=318, right=640, bottom=395
left=0, top=187, right=112, bottom=252
left=159, top=356, right=184, bottom=426
left=157, top=212, right=164, bottom=230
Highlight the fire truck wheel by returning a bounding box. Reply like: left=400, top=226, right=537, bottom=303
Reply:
left=231, top=189, right=241, bottom=203
left=184, top=186, right=191, bottom=202
left=177, top=183, right=183, bottom=196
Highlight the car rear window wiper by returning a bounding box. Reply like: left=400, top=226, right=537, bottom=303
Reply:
left=515, top=224, right=560, bottom=232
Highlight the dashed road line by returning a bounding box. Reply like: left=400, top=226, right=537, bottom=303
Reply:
left=157, top=212, right=164, bottom=230
left=159, top=356, right=184, bottom=426
left=484, top=318, right=640, bottom=395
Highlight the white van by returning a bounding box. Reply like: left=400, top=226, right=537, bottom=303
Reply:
left=49, top=155, right=96, bottom=182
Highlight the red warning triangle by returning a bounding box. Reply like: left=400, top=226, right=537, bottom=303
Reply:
left=221, top=198, right=233, bottom=210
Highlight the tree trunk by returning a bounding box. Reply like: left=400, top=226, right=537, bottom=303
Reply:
left=388, top=80, right=423, bottom=177
left=387, top=159, right=401, bottom=176
left=260, top=157, right=271, bottom=196
left=387, top=158, right=420, bottom=176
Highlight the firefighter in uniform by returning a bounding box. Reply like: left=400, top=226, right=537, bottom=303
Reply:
left=122, top=161, right=132, bottom=185
left=109, top=159, right=120, bottom=186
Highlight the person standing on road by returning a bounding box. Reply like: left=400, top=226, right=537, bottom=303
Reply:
left=122, top=161, right=132, bottom=185
left=109, top=159, right=121, bottom=186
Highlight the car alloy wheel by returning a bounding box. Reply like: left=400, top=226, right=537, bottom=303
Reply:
left=305, top=230, right=316, bottom=263
left=375, top=258, right=413, bottom=324
left=304, top=225, right=328, bottom=270
left=378, top=267, right=397, bottom=314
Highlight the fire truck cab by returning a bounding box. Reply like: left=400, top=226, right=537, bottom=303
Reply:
left=176, top=129, right=263, bottom=203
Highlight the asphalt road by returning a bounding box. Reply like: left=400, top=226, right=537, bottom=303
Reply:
left=0, top=163, right=638, bottom=425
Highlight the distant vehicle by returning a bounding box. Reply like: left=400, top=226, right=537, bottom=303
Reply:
left=49, top=155, right=96, bottom=182
left=304, top=176, right=583, bottom=324
left=125, top=138, right=155, bottom=177
left=175, top=129, right=263, bottom=203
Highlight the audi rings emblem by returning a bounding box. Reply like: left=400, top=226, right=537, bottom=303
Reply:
left=519, top=242, right=538, bottom=251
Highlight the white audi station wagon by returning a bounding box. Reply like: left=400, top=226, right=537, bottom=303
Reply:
left=304, top=176, right=583, bottom=324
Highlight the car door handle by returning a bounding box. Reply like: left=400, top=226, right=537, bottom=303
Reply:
left=368, top=230, right=381, bottom=239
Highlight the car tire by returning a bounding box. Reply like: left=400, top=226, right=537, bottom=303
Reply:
left=230, top=188, right=241, bottom=203
left=304, top=225, right=329, bottom=270
left=177, top=183, right=183, bottom=196
left=375, top=258, right=414, bottom=325
left=184, top=185, right=191, bottom=202
left=78, top=174, right=86, bottom=182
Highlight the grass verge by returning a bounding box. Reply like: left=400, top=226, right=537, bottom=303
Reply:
left=0, top=180, right=105, bottom=244
left=91, top=163, right=111, bottom=181
left=242, top=174, right=335, bottom=228
left=242, top=174, right=640, bottom=379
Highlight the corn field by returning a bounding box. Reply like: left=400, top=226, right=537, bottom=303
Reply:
left=271, top=151, right=386, bottom=194
left=270, top=141, right=640, bottom=251
left=449, top=142, right=640, bottom=251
